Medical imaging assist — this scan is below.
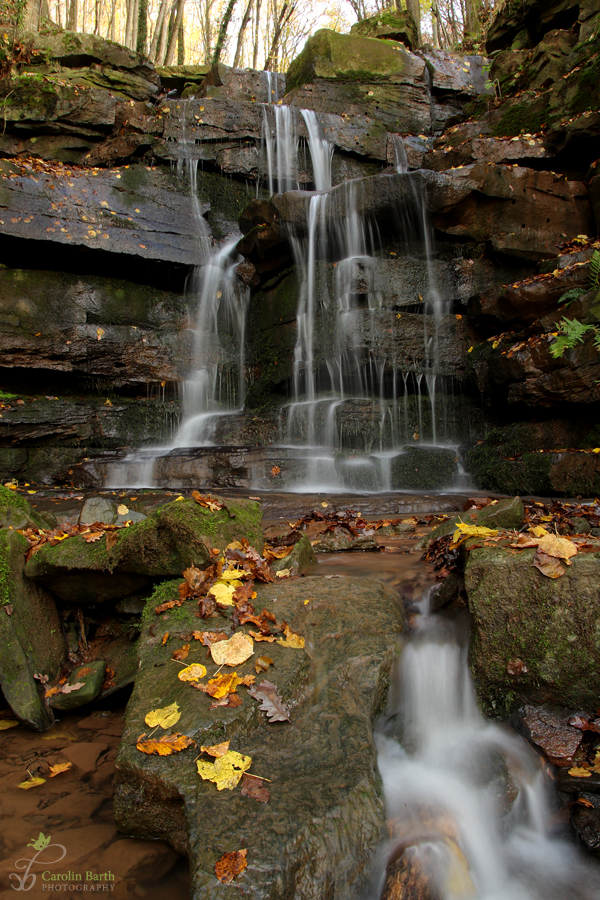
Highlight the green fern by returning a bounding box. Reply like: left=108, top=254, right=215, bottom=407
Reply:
left=590, top=250, right=600, bottom=290
left=549, top=317, right=598, bottom=359
left=557, top=287, right=585, bottom=306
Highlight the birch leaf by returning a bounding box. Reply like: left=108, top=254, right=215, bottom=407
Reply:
left=145, top=702, right=181, bottom=729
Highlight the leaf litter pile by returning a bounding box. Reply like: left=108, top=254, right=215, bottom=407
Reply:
left=135, top=500, right=310, bottom=883
left=423, top=496, right=600, bottom=583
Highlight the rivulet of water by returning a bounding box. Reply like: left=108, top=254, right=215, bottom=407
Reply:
left=371, top=593, right=600, bottom=900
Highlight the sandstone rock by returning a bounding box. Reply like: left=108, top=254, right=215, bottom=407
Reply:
left=269, top=534, right=316, bottom=574
left=50, top=659, right=107, bottom=711
left=350, top=9, right=419, bottom=49
left=0, top=482, right=53, bottom=529
left=312, top=533, right=379, bottom=552
left=197, top=63, right=283, bottom=103
left=420, top=49, right=491, bottom=97
left=0, top=528, right=66, bottom=730
left=418, top=496, right=524, bottom=548
left=570, top=797, right=600, bottom=857
left=486, top=0, right=581, bottom=54
left=79, top=496, right=145, bottom=526
left=465, top=546, right=600, bottom=713
left=156, top=64, right=211, bottom=91
left=24, top=497, right=263, bottom=603
left=0, top=159, right=206, bottom=267
left=391, top=447, right=458, bottom=491
left=515, top=704, right=583, bottom=766
left=114, top=576, right=404, bottom=899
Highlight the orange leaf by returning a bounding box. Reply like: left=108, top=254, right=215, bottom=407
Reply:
left=136, top=732, right=195, bottom=756
left=83, top=531, right=103, bottom=543
left=172, top=643, right=190, bottom=661
left=162, top=632, right=169, bottom=645
left=105, top=531, right=118, bottom=551
left=215, top=848, right=247, bottom=884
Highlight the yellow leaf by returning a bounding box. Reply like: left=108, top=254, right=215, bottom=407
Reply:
left=537, top=534, right=577, bottom=560
left=18, top=777, right=46, bottom=790
left=217, top=568, right=246, bottom=582
left=528, top=526, right=548, bottom=538
left=321, top=502, right=328, bottom=508
left=144, top=701, right=181, bottom=729
left=117, top=504, right=128, bottom=515
left=452, top=522, right=498, bottom=543
left=200, top=741, right=230, bottom=757
left=467, top=346, right=473, bottom=353
left=178, top=663, right=207, bottom=682
left=136, top=732, right=195, bottom=756
left=277, top=623, right=305, bottom=649
left=275, top=568, right=291, bottom=578
left=0, top=719, right=19, bottom=730
left=48, top=762, right=73, bottom=777
left=196, top=750, right=252, bottom=790
left=96, top=328, right=105, bottom=340
left=210, top=633, right=254, bottom=666
left=226, top=540, right=243, bottom=550
left=208, top=582, right=238, bottom=605
left=492, top=340, right=500, bottom=349
left=568, top=766, right=591, bottom=777
left=592, top=448, right=600, bottom=454
left=205, top=672, right=243, bottom=698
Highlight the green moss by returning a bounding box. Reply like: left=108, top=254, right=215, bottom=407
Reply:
left=141, top=579, right=180, bottom=623
left=493, top=96, right=547, bottom=137
left=569, top=53, right=600, bottom=116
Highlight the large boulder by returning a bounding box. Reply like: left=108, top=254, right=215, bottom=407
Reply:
left=350, top=10, right=419, bottom=49
left=24, top=497, right=263, bottom=603
left=0, top=528, right=67, bottom=730
left=114, top=575, right=404, bottom=900
left=418, top=496, right=525, bottom=548
left=465, top=546, right=600, bottom=714
left=0, top=483, right=54, bottom=530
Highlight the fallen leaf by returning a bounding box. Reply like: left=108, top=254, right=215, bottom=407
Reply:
left=578, top=797, right=595, bottom=807
left=193, top=630, right=228, bottom=646
left=0, top=719, right=19, bottom=730
left=60, top=682, right=85, bottom=694
left=248, top=679, right=290, bottom=723
left=277, top=623, right=305, bottom=650
left=568, top=766, right=591, bottom=777
left=209, top=693, right=243, bottom=709
left=191, top=491, right=224, bottom=512
left=271, top=466, right=281, bottom=477
left=537, top=533, right=577, bottom=560
left=275, top=568, right=291, bottom=579
left=82, top=531, right=103, bottom=543
left=532, top=549, right=566, bottom=579
left=145, top=702, right=181, bottom=729
left=105, top=531, right=118, bottom=551
left=208, top=582, right=238, bottom=606
left=162, top=632, right=169, bottom=645
left=172, top=643, right=190, bottom=661
left=196, top=672, right=243, bottom=699
left=215, top=848, right=248, bottom=883
left=255, top=655, right=273, bottom=674
left=136, top=732, right=195, bottom=755
left=48, top=762, right=73, bottom=777
left=218, top=568, right=248, bottom=582
left=249, top=630, right=276, bottom=643
left=178, top=664, right=207, bottom=682
left=200, top=741, right=230, bottom=757
left=241, top=773, right=270, bottom=802
left=117, top=504, right=128, bottom=515
left=18, top=777, right=46, bottom=790
left=210, top=633, right=254, bottom=666
left=529, top=525, right=549, bottom=538
left=197, top=750, right=252, bottom=790
left=452, top=522, right=498, bottom=543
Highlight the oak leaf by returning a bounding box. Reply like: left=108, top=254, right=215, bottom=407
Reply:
left=145, top=702, right=181, bottom=729
left=568, top=766, right=591, bottom=777
left=248, top=679, right=290, bottom=723
left=136, top=732, right=195, bottom=756
left=191, top=491, right=224, bottom=512
left=210, top=633, right=254, bottom=666
left=197, top=750, right=252, bottom=790
left=215, top=848, right=247, bottom=884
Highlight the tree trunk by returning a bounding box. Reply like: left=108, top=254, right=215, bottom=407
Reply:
left=431, top=0, right=440, bottom=47
left=464, top=0, right=482, bottom=40
left=233, top=0, right=253, bottom=68
left=165, top=0, right=185, bottom=65
left=149, top=0, right=169, bottom=59
left=177, top=17, right=184, bottom=63
left=67, top=0, right=77, bottom=29
left=137, top=0, right=148, bottom=54
left=405, top=0, right=420, bottom=44
left=264, top=0, right=295, bottom=71
left=252, top=0, right=262, bottom=68
left=211, top=0, right=238, bottom=65
left=157, top=0, right=174, bottom=62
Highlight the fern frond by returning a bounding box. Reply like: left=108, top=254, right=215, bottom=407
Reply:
left=589, top=250, right=600, bottom=290
left=558, top=288, right=585, bottom=306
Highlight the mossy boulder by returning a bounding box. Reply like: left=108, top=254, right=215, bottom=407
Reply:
left=0, top=484, right=54, bottom=530
left=390, top=447, right=458, bottom=491
left=350, top=10, right=418, bottom=49
left=24, top=497, right=263, bottom=603
left=269, top=535, right=317, bottom=575
left=286, top=28, right=424, bottom=93
left=0, top=529, right=67, bottom=730
left=50, top=659, right=106, bottom=711
left=465, top=545, right=600, bottom=715
left=417, top=496, right=525, bottom=549
left=115, top=575, right=404, bottom=899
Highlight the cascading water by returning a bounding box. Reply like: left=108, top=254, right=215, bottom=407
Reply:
left=371, top=594, right=600, bottom=900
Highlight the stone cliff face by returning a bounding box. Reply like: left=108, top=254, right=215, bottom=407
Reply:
left=0, top=1, right=598, bottom=492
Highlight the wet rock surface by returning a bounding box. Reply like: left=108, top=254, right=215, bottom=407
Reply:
left=115, top=575, right=404, bottom=900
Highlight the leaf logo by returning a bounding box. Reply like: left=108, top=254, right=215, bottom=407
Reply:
left=26, top=834, right=51, bottom=852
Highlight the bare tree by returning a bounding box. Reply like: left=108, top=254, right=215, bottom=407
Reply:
left=264, top=0, right=295, bottom=70
left=211, top=0, right=238, bottom=64
left=233, top=0, right=254, bottom=67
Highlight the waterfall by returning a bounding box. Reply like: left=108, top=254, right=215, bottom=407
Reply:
left=300, top=109, right=334, bottom=191
left=372, top=595, right=600, bottom=900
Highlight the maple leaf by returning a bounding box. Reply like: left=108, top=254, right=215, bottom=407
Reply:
left=241, top=773, right=270, bottom=802
left=248, top=679, right=290, bottom=723
left=271, top=465, right=281, bottom=477
left=82, top=531, right=104, bottom=543
left=178, top=664, right=207, bottom=682
left=136, top=732, right=195, bottom=756
left=210, top=633, right=254, bottom=666
left=568, top=766, right=591, bottom=777
left=144, top=702, right=181, bottom=729
left=48, top=762, right=72, bottom=777
left=197, top=750, right=252, bottom=790
left=215, top=848, right=248, bottom=884
left=172, top=643, right=190, bottom=661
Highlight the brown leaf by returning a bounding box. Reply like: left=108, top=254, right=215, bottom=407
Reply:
left=532, top=549, right=566, bottom=579
left=209, top=693, right=243, bottom=709
left=172, top=643, right=190, bottom=661
left=248, top=679, right=290, bottom=723
left=48, top=762, right=73, bottom=777
left=105, top=531, right=118, bottom=551
left=136, top=732, right=195, bottom=756
left=156, top=597, right=184, bottom=614
left=215, top=848, right=247, bottom=884
left=200, top=741, right=230, bottom=757
left=191, top=491, right=224, bottom=512
left=255, top=656, right=274, bottom=674
left=192, top=630, right=228, bottom=647
left=537, top=533, right=577, bottom=560
left=83, top=531, right=104, bottom=543
left=506, top=658, right=528, bottom=676
left=162, top=632, right=169, bottom=645
left=241, top=773, right=270, bottom=802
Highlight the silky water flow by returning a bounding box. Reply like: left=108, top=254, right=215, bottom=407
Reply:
left=370, top=590, right=600, bottom=900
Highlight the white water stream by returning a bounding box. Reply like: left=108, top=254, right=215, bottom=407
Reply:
left=372, top=593, right=600, bottom=900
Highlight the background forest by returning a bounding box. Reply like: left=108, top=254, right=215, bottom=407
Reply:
left=1, top=0, right=501, bottom=75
